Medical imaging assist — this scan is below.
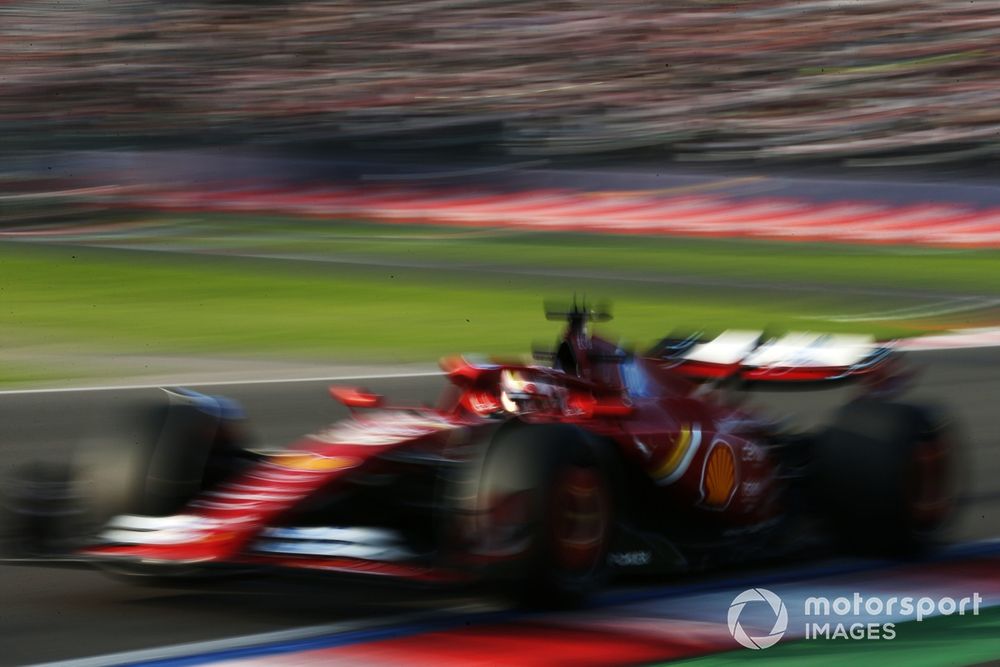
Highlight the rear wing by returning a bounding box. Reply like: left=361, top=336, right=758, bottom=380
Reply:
left=651, top=330, right=896, bottom=384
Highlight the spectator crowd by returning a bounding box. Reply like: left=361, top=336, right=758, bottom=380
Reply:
left=2, top=0, right=999, bottom=164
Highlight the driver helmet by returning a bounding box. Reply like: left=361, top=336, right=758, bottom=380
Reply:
left=500, top=369, right=561, bottom=414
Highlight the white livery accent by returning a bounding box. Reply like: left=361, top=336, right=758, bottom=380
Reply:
left=253, top=526, right=415, bottom=562
left=100, top=514, right=218, bottom=545
left=743, top=332, right=876, bottom=369
left=683, top=330, right=762, bottom=365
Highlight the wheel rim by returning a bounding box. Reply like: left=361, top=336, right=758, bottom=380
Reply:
left=908, top=432, right=955, bottom=530
left=550, top=466, right=609, bottom=573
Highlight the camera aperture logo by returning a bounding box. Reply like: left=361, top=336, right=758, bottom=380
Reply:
left=728, top=588, right=788, bottom=650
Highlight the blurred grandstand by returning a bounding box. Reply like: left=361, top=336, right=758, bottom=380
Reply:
left=1, top=0, right=999, bottom=166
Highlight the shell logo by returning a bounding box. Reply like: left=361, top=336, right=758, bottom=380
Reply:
left=701, top=441, right=737, bottom=509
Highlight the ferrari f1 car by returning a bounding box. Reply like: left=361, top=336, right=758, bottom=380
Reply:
left=3, top=305, right=961, bottom=603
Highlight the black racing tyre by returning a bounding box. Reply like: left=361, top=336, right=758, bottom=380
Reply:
left=78, top=402, right=230, bottom=521
left=813, top=399, right=963, bottom=555
left=0, top=461, right=84, bottom=557
left=2, top=399, right=248, bottom=570
left=82, top=401, right=251, bottom=581
left=476, top=423, right=615, bottom=606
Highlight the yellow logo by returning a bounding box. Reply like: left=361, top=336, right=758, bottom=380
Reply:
left=651, top=424, right=694, bottom=481
left=269, top=453, right=361, bottom=472
left=702, top=443, right=737, bottom=508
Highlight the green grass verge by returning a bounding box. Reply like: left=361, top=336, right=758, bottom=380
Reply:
left=113, top=214, right=1000, bottom=295
left=661, top=606, right=1000, bottom=667
left=0, top=361, right=77, bottom=387
left=0, top=241, right=944, bottom=364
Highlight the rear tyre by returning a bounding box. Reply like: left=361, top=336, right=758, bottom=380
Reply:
left=813, top=399, right=962, bottom=555
left=476, top=423, right=614, bottom=607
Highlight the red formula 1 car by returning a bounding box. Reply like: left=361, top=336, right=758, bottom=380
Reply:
left=5, top=305, right=962, bottom=603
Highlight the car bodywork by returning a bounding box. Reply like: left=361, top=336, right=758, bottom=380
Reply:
left=72, top=312, right=924, bottom=590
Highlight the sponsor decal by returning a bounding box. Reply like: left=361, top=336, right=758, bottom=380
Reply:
left=740, top=441, right=767, bottom=463
left=651, top=423, right=702, bottom=485
left=269, top=453, right=362, bottom=472
left=608, top=550, right=652, bottom=567
left=700, top=440, right=738, bottom=509
left=739, top=480, right=764, bottom=507
left=312, top=412, right=458, bottom=446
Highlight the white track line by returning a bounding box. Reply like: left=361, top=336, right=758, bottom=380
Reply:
left=0, top=324, right=1000, bottom=396
left=825, top=297, right=1000, bottom=323
left=2, top=327, right=1000, bottom=398
left=0, top=371, right=443, bottom=396
left=899, top=328, right=1000, bottom=351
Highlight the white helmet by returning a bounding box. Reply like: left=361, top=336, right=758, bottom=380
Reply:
left=499, top=369, right=561, bottom=414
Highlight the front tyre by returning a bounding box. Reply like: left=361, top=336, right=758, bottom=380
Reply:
left=0, top=461, right=85, bottom=557
left=476, top=423, right=614, bottom=606
left=80, top=401, right=238, bottom=519
left=82, top=400, right=251, bottom=581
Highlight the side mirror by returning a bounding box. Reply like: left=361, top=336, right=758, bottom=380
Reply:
left=329, top=386, right=383, bottom=409
left=566, top=393, right=634, bottom=418
left=591, top=400, right=635, bottom=417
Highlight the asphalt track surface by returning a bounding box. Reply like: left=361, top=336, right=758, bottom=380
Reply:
left=1, top=348, right=998, bottom=665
